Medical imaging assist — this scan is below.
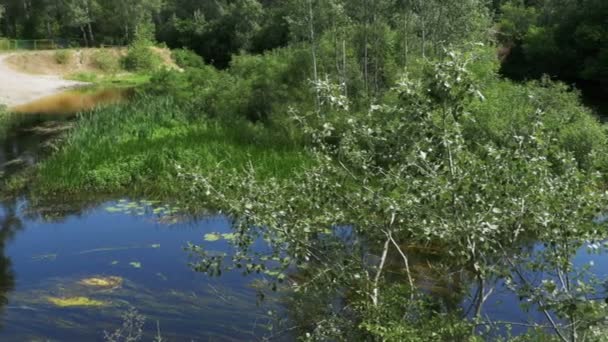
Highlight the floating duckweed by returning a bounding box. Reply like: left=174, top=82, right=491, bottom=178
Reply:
left=222, top=233, right=236, bottom=241
left=78, top=276, right=123, bottom=289
left=47, top=296, right=107, bottom=307
left=264, top=270, right=281, bottom=277
left=204, top=233, right=222, bottom=242
left=129, top=262, right=142, bottom=269
left=105, top=200, right=183, bottom=221
left=204, top=233, right=236, bottom=242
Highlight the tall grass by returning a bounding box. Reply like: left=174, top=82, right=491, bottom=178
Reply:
left=0, top=107, right=10, bottom=139
left=35, top=96, right=313, bottom=197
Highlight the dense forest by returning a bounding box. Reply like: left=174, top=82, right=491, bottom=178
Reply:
left=1, top=0, right=606, bottom=86
left=0, top=0, right=608, bottom=341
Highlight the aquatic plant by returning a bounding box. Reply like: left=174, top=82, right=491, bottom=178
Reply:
left=129, top=262, right=142, bottom=269
left=47, top=296, right=107, bottom=308
left=79, top=276, right=123, bottom=290
left=103, top=306, right=145, bottom=342
left=34, top=96, right=313, bottom=200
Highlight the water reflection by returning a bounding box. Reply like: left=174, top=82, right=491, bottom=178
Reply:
left=0, top=201, right=283, bottom=341
left=10, top=88, right=132, bottom=115
left=0, top=198, right=19, bottom=325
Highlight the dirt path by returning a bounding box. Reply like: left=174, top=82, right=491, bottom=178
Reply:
left=0, top=54, right=85, bottom=108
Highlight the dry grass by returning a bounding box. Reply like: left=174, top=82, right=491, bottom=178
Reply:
left=5, top=47, right=177, bottom=76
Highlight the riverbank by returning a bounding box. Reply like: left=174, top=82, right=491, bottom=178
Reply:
left=0, top=48, right=176, bottom=109
left=0, top=54, right=85, bottom=108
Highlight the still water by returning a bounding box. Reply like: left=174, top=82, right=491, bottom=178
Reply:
left=0, top=203, right=282, bottom=341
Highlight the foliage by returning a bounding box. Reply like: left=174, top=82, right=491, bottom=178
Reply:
left=183, top=49, right=608, bottom=340
left=54, top=49, right=73, bottom=65
left=6, top=0, right=608, bottom=339
left=123, top=45, right=162, bottom=72
left=171, top=48, right=204, bottom=69
left=122, top=20, right=162, bottom=72
left=499, top=0, right=608, bottom=85
left=103, top=307, right=145, bottom=342
left=146, top=46, right=312, bottom=122
left=91, top=49, right=120, bottom=73
left=67, top=72, right=150, bottom=87
left=35, top=96, right=312, bottom=198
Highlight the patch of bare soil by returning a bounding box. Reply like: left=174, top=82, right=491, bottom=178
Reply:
left=3, top=48, right=126, bottom=76
left=0, top=54, right=85, bottom=108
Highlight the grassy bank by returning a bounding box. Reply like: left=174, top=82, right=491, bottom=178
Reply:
left=67, top=72, right=151, bottom=88
left=32, top=96, right=313, bottom=198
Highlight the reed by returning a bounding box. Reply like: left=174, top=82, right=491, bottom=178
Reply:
left=34, top=96, right=312, bottom=197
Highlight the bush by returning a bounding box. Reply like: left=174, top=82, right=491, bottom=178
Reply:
left=122, top=45, right=162, bottom=72
left=54, top=49, right=73, bottom=65
left=171, top=48, right=205, bottom=69
left=91, top=49, right=120, bottom=73
left=146, top=47, right=311, bottom=123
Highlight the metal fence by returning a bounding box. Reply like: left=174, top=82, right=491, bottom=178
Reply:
left=0, top=39, right=82, bottom=51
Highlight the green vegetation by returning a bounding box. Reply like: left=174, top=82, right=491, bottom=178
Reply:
left=122, top=45, right=162, bottom=72
left=171, top=48, right=205, bottom=69
left=67, top=72, right=151, bottom=88
left=497, top=0, right=608, bottom=87
left=91, top=49, right=120, bottom=73
left=34, top=97, right=312, bottom=198
left=1, top=0, right=608, bottom=340
left=53, top=49, right=73, bottom=65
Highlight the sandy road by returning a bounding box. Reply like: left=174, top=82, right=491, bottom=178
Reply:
left=0, top=54, right=85, bottom=108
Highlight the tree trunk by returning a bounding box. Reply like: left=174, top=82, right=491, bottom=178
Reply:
left=363, top=0, right=369, bottom=96
left=307, top=0, right=320, bottom=111
left=342, top=39, right=348, bottom=99
left=80, top=25, right=89, bottom=47
left=87, top=22, right=95, bottom=46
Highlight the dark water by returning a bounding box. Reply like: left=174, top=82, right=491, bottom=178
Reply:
left=0, top=202, right=288, bottom=341
left=0, top=201, right=283, bottom=341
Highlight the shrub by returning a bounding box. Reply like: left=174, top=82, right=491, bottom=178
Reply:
left=54, top=49, right=73, bottom=65
left=171, top=48, right=205, bottom=69
left=91, top=49, right=120, bottom=73
left=122, top=45, right=162, bottom=72
left=146, top=47, right=311, bottom=123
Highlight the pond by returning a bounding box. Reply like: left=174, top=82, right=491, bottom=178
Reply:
left=0, top=200, right=287, bottom=341
left=0, top=89, right=291, bottom=341
left=1, top=88, right=608, bottom=340
left=10, top=87, right=132, bottom=115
